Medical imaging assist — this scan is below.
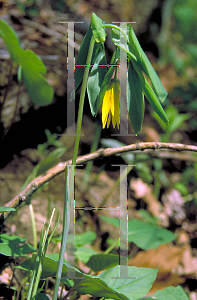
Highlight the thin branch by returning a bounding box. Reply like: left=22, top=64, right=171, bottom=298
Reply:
left=1, top=142, right=197, bottom=222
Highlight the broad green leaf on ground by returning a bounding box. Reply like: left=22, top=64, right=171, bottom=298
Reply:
left=91, top=12, right=106, bottom=42
left=0, top=20, right=54, bottom=106
left=98, top=266, right=158, bottom=300
left=20, top=254, right=133, bottom=300
left=101, top=139, right=135, bottom=164
left=75, top=276, right=128, bottom=300
left=22, top=254, right=157, bottom=300
left=86, top=254, right=119, bottom=272
left=75, top=247, right=98, bottom=263
left=153, top=286, right=189, bottom=300
left=0, top=234, right=36, bottom=257
left=128, top=62, right=145, bottom=134
left=87, top=43, right=107, bottom=116
left=100, top=216, right=176, bottom=249
left=128, top=24, right=168, bottom=102
left=126, top=219, right=176, bottom=249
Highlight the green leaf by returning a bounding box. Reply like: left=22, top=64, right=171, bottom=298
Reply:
left=143, top=76, right=169, bottom=125
left=35, top=293, right=50, bottom=300
left=21, top=254, right=131, bottom=300
left=128, top=25, right=168, bottom=102
left=0, top=234, right=36, bottom=257
left=86, top=254, right=119, bottom=273
left=0, top=20, right=54, bottom=106
left=100, top=215, right=119, bottom=228
left=76, top=276, right=128, bottom=300
left=67, top=231, right=97, bottom=247
left=128, top=62, right=145, bottom=134
left=0, top=20, right=22, bottom=61
left=0, top=207, right=16, bottom=213
left=153, top=286, right=189, bottom=300
left=98, top=266, right=158, bottom=300
left=126, top=219, right=176, bottom=249
left=87, top=43, right=107, bottom=116
left=138, top=210, right=159, bottom=226
left=128, top=57, right=169, bottom=125
left=75, top=24, right=100, bottom=92
left=75, top=24, right=92, bottom=92
left=21, top=147, right=66, bottom=190
left=21, top=50, right=54, bottom=105
left=91, top=12, right=106, bottom=42
left=75, top=247, right=98, bottom=263
left=36, top=147, right=66, bottom=176
left=100, top=216, right=176, bottom=249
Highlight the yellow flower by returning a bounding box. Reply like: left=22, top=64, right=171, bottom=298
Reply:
left=102, top=79, right=120, bottom=129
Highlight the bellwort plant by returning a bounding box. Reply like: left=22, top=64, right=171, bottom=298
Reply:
left=53, top=12, right=175, bottom=300
left=0, top=12, right=189, bottom=300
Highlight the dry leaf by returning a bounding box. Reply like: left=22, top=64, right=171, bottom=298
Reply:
left=129, top=243, right=185, bottom=293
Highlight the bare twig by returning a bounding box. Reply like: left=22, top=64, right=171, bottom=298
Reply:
left=1, top=142, right=197, bottom=222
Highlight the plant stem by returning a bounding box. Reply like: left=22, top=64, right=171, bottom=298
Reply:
left=103, top=24, right=128, bottom=41
left=29, top=203, right=37, bottom=250
left=72, top=36, right=95, bottom=167
left=52, top=35, right=95, bottom=300
left=104, top=239, right=119, bottom=254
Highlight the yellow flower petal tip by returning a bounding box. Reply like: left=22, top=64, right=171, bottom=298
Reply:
left=102, top=79, right=120, bottom=129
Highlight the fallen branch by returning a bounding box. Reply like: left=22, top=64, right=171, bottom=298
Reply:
left=1, top=142, right=197, bottom=222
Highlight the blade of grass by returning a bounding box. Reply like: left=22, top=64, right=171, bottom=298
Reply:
left=29, top=204, right=37, bottom=250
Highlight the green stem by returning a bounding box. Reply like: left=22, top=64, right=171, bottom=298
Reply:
left=72, top=36, right=95, bottom=167
left=119, top=44, right=137, bottom=62
left=52, top=36, right=95, bottom=300
left=29, top=203, right=37, bottom=250
left=52, top=169, right=70, bottom=300
left=103, top=24, right=128, bottom=41
left=104, top=239, right=119, bottom=254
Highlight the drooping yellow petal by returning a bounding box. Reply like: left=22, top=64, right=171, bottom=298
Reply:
left=110, top=84, right=115, bottom=116
left=113, top=80, right=120, bottom=129
left=102, top=79, right=120, bottom=129
left=102, top=86, right=112, bottom=128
